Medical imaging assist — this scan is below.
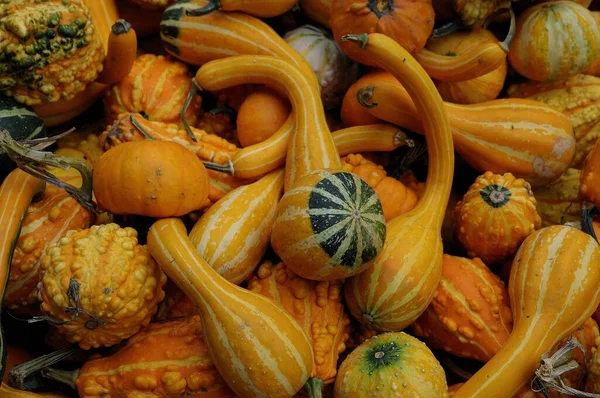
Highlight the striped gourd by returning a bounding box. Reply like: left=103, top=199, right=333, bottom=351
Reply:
left=195, top=55, right=386, bottom=281
left=508, top=1, right=600, bottom=82
left=453, top=225, right=600, bottom=398
left=299, top=0, right=332, bottom=27
left=147, top=218, right=314, bottom=398
left=0, top=170, right=46, bottom=381
left=189, top=169, right=285, bottom=284
left=344, top=70, right=575, bottom=186
left=342, top=33, right=454, bottom=332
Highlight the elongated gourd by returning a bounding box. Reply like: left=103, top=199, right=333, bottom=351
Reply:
left=341, top=32, right=454, bottom=331
left=195, top=56, right=387, bottom=281
left=147, top=218, right=314, bottom=398
left=453, top=225, right=600, bottom=398
left=0, top=170, right=46, bottom=380
left=96, top=20, right=138, bottom=86
left=183, top=0, right=299, bottom=18
left=189, top=169, right=284, bottom=284
left=346, top=71, right=575, bottom=186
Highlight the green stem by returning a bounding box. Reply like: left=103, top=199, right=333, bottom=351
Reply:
left=185, top=0, right=221, bottom=16
left=181, top=80, right=201, bottom=143
left=356, top=85, right=377, bottom=109
left=431, top=18, right=464, bottom=39
left=581, top=204, right=598, bottom=243
left=208, top=105, right=236, bottom=119
left=341, top=33, right=369, bottom=49
left=9, top=347, right=79, bottom=390
left=304, top=377, right=324, bottom=398
left=41, top=367, right=80, bottom=390
left=111, top=19, right=132, bottom=35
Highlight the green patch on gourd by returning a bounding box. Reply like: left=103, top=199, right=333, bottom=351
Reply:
left=480, top=184, right=512, bottom=208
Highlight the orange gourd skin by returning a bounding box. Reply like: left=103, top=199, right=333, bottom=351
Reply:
left=585, top=12, right=600, bottom=75
left=580, top=138, right=600, bottom=208
left=186, top=0, right=299, bottom=17
left=96, top=20, right=138, bottom=86
left=341, top=153, right=418, bottom=221
left=507, top=74, right=600, bottom=167
left=237, top=87, right=291, bottom=147
left=534, top=168, right=582, bottom=227
left=116, top=1, right=164, bottom=37
left=74, top=316, right=235, bottom=397
left=453, top=225, right=600, bottom=398
left=345, top=70, right=575, bottom=186
left=343, top=33, right=454, bottom=332
left=508, top=1, right=600, bottom=82
left=453, top=0, right=508, bottom=28
left=147, top=218, right=314, bottom=398
left=453, top=172, right=542, bottom=265
left=332, top=124, right=407, bottom=156
left=247, top=261, right=352, bottom=385
left=300, top=0, right=332, bottom=27
left=103, top=54, right=203, bottom=127
left=329, top=0, right=435, bottom=67
left=341, top=74, right=386, bottom=127
left=0, top=385, right=67, bottom=398
left=93, top=140, right=210, bottom=218
left=412, top=255, right=513, bottom=363
left=426, top=29, right=508, bottom=103
left=189, top=169, right=285, bottom=284
left=130, top=0, right=177, bottom=9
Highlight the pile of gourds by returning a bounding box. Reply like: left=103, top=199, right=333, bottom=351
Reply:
left=0, top=0, right=598, bottom=397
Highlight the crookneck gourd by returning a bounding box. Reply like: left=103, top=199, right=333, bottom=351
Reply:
left=453, top=225, right=600, bottom=398
left=453, top=171, right=542, bottom=265
left=38, top=223, right=167, bottom=350
left=147, top=218, right=314, bottom=398
left=247, top=261, right=352, bottom=395
left=341, top=32, right=454, bottom=332
left=194, top=55, right=387, bottom=281
left=412, top=255, right=513, bottom=363
left=343, top=70, right=575, bottom=186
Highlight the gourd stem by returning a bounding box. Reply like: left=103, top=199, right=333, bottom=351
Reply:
left=394, top=130, right=415, bottom=148
left=185, top=0, right=220, bottom=16
left=0, top=130, right=98, bottom=214
left=208, top=105, right=237, bottom=119
left=581, top=204, right=599, bottom=243
left=431, top=18, right=464, bottom=39
left=181, top=80, right=201, bottom=142
left=356, top=85, right=378, bottom=108
left=111, top=19, right=132, bottom=35
left=9, top=347, right=79, bottom=390
left=497, top=7, right=516, bottom=53
left=40, top=367, right=79, bottom=390
left=304, top=377, right=324, bottom=398
left=129, top=114, right=155, bottom=140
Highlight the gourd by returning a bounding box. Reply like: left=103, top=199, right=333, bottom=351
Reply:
left=412, top=255, right=513, bottom=363
left=237, top=87, right=291, bottom=147
left=341, top=32, right=454, bottom=332
left=42, top=316, right=235, bottom=397
left=580, top=138, right=600, bottom=209
left=247, top=261, right=352, bottom=393
left=333, top=332, right=448, bottom=397
left=116, top=0, right=164, bottom=38
left=0, top=385, right=67, bottom=398
left=585, top=12, right=600, bottom=75
left=194, top=55, right=387, bottom=281
left=284, top=24, right=359, bottom=109
left=103, top=54, right=203, bottom=127
left=343, top=70, right=575, bottom=186
left=341, top=153, right=418, bottom=221
left=508, top=1, right=600, bottom=82
left=189, top=169, right=285, bottom=285
left=507, top=74, right=600, bottom=166
left=425, top=29, right=508, bottom=104
left=300, top=0, right=332, bottom=27
left=534, top=168, right=582, bottom=227
left=0, top=170, right=45, bottom=380
left=329, top=0, right=435, bottom=66
left=452, top=0, right=510, bottom=28
left=452, top=225, right=600, bottom=398
left=182, top=0, right=299, bottom=17
left=92, top=140, right=211, bottom=218
left=453, top=171, right=542, bottom=265
left=38, top=223, right=167, bottom=350
left=130, top=0, right=177, bottom=9
left=147, top=218, right=314, bottom=397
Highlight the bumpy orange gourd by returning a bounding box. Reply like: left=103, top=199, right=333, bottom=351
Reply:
left=580, top=137, right=600, bottom=208
left=453, top=172, right=542, bottom=265
left=507, top=74, right=600, bottom=167
left=412, top=255, right=513, bottom=363
left=534, top=168, right=582, bottom=227
left=104, top=54, right=203, bottom=126
left=341, top=153, right=418, bottom=221
left=453, top=0, right=509, bottom=28
left=247, top=261, right=352, bottom=391
left=147, top=218, right=314, bottom=398
left=38, top=223, right=167, bottom=350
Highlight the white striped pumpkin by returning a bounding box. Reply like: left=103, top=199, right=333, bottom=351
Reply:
left=508, top=1, right=600, bottom=82
left=147, top=218, right=314, bottom=398
left=189, top=169, right=284, bottom=285
left=453, top=225, right=600, bottom=398
left=342, top=33, right=454, bottom=332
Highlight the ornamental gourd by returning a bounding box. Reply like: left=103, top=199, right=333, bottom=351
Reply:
left=194, top=55, right=387, bottom=281
left=508, top=1, right=600, bottom=82
left=329, top=0, right=435, bottom=66
left=342, top=70, right=575, bottom=186
left=453, top=172, right=542, bottom=265
left=580, top=137, right=600, bottom=209
left=585, top=12, right=600, bottom=76
left=333, top=332, right=448, bottom=397
left=147, top=218, right=314, bottom=398
left=181, top=0, right=299, bottom=17
left=300, top=0, right=332, bottom=27
left=452, top=225, right=600, bottom=398
left=236, top=88, right=290, bottom=147
left=342, top=33, right=454, bottom=332
left=412, top=255, right=513, bottom=363
left=452, top=0, right=510, bottom=28
left=534, top=168, right=582, bottom=227
left=38, top=223, right=167, bottom=350
left=0, top=385, right=67, bottom=398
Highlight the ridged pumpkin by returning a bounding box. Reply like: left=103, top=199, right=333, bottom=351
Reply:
left=38, top=223, right=167, bottom=350
left=247, top=261, right=352, bottom=391
left=103, top=54, right=203, bottom=126
left=453, top=172, right=542, bottom=265
left=333, top=332, right=448, bottom=397
left=329, top=0, right=436, bottom=66
left=508, top=1, right=600, bottom=82
left=412, top=255, right=513, bottom=363
left=534, top=168, right=582, bottom=227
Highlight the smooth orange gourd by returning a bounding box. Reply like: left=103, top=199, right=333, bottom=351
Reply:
left=236, top=88, right=291, bottom=147
left=580, top=137, right=600, bottom=208
left=183, top=0, right=299, bottom=17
